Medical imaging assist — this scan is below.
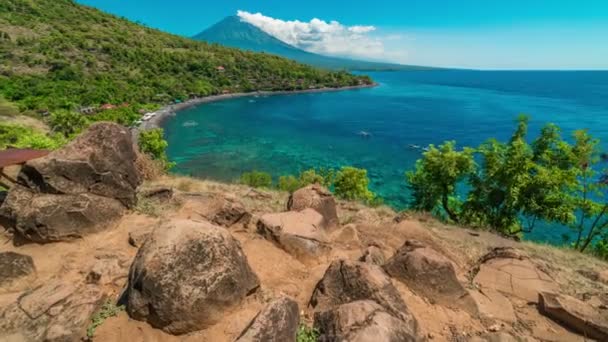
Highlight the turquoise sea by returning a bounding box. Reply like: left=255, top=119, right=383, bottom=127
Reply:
left=164, top=70, right=608, bottom=243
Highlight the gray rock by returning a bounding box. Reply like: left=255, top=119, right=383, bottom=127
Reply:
left=309, top=259, right=418, bottom=335
left=126, top=219, right=260, bottom=334
left=314, top=300, right=417, bottom=342
left=0, top=252, right=35, bottom=289
left=236, top=296, right=299, bottom=342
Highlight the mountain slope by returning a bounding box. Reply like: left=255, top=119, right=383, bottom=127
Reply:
left=194, top=16, right=433, bottom=71
left=0, top=1, right=371, bottom=112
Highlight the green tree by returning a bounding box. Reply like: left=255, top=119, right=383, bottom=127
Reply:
left=49, top=110, right=89, bottom=138
left=240, top=171, right=272, bottom=188
left=334, top=166, right=375, bottom=202
left=138, top=128, right=174, bottom=170
left=406, top=141, right=475, bottom=223
left=278, top=175, right=301, bottom=193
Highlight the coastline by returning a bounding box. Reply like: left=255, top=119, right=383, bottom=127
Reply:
left=135, top=83, right=377, bottom=133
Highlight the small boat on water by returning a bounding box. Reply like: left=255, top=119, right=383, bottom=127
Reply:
left=358, top=131, right=372, bottom=138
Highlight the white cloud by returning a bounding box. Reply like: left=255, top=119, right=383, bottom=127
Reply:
left=237, top=10, right=407, bottom=63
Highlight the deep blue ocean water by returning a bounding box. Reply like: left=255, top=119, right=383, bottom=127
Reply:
left=164, top=70, right=608, bottom=243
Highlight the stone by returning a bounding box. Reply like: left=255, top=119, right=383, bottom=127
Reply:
left=181, top=193, right=252, bottom=227
left=0, top=123, right=141, bottom=243
left=538, top=292, right=608, bottom=341
left=0, top=252, right=35, bottom=290
left=383, top=240, right=477, bottom=314
left=138, top=186, right=173, bottom=201
left=84, top=252, right=130, bottom=285
left=468, top=332, right=522, bottom=342
left=235, top=296, right=299, bottom=342
left=314, top=300, right=418, bottom=342
left=18, top=280, right=77, bottom=319
left=17, top=122, right=141, bottom=208
left=287, top=184, right=338, bottom=228
left=257, top=209, right=330, bottom=261
left=1, top=186, right=126, bottom=243
left=469, top=289, right=516, bottom=324
left=309, top=259, right=418, bottom=334
left=128, top=229, right=151, bottom=248
left=473, top=247, right=557, bottom=303
left=126, top=219, right=259, bottom=334
left=359, top=245, right=385, bottom=266
left=44, top=285, right=104, bottom=341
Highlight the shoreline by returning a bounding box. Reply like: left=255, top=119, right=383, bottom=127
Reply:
left=136, top=83, right=377, bottom=132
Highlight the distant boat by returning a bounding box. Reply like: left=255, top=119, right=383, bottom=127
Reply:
left=358, top=131, right=372, bottom=138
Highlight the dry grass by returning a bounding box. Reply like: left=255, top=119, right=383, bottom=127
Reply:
left=134, top=151, right=165, bottom=181
left=0, top=114, right=49, bottom=132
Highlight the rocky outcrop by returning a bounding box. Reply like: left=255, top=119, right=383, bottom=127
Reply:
left=309, top=260, right=418, bottom=334
left=18, top=122, right=141, bottom=207
left=0, top=123, right=141, bottom=243
left=0, top=252, right=35, bottom=291
left=1, top=186, right=126, bottom=243
left=180, top=192, right=252, bottom=227
left=314, top=300, right=417, bottom=342
left=126, top=219, right=259, bottom=335
left=0, top=280, right=104, bottom=341
left=236, top=296, right=299, bottom=342
left=257, top=209, right=330, bottom=261
left=383, top=240, right=477, bottom=314
left=359, top=245, right=385, bottom=265
left=473, top=248, right=558, bottom=303
left=538, top=292, right=608, bottom=341
left=287, top=184, right=338, bottom=228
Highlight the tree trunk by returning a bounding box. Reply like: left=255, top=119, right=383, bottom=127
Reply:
left=441, top=193, right=459, bottom=223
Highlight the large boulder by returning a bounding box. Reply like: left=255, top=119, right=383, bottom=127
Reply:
left=309, top=260, right=418, bottom=334
left=1, top=186, right=126, bottom=243
left=0, top=123, right=141, bottom=243
left=287, top=184, right=338, bottom=228
left=0, top=252, right=35, bottom=291
left=473, top=248, right=558, bottom=303
left=17, top=122, right=141, bottom=208
left=236, top=296, right=299, bottom=342
left=257, top=208, right=330, bottom=261
left=314, top=300, right=417, bottom=342
left=538, top=292, right=608, bottom=341
left=126, top=219, right=259, bottom=335
left=383, top=240, right=477, bottom=314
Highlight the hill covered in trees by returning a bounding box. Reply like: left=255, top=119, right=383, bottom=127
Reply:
left=0, top=0, right=371, bottom=112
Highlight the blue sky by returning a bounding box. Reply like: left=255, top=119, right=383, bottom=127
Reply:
left=78, top=0, right=608, bottom=69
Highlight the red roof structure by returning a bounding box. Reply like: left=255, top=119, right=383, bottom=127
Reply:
left=0, top=148, right=50, bottom=168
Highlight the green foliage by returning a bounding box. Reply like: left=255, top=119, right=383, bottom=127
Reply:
left=406, top=141, right=475, bottom=223
left=240, top=171, right=273, bottom=188
left=406, top=116, right=608, bottom=249
left=138, top=128, right=174, bottom=170
left=0, top=123, right=65, bottom=149
left=296, top=324, right=319, bottom=342
left=0, top=0, right=370, bottom=114
left=49, top=110, right=88, bottom=138
left=277, top=168, right=331, bottom=193
left=592, top=234, right=608, bottom=260
left=0, top=97, right=19, bottom=117
left=334, top=166, right=375, bottom=202
left=86, top=300, right=125, bottom=339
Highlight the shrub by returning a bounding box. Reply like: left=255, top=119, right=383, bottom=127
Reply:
left=138, top=128, right=174, bottom=171
left=86, top=301, right=125, bottom=339
left=49, top=110, right=89, bottom=138
left=278, top=175, right=301, bottom=193
left=0, top=123, right=65, bottom=150
left=334, top=166, right=375, bottom=202
left=240, top=170, right=272, bottom=188
left=296, top=324, right=319, bottom=342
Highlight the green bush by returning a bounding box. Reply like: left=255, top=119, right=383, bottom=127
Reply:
left=86, top=301, right=125, bottom=339
left=334, top=166, right=375, bottom=202
left=240, top=171, right=272, bottom=188
left=278, top=175, right=301, bottom=193
left=0, top=123, right=65, bottom=149
left=277, top=168, right=332, bottom=193
left=296, top=324, right=319, bottom=342
left=138, top=128, right=174, bottom=170
left=49, top=110, right=89, bottom=138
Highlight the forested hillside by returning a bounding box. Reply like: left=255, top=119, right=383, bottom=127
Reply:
left=0, top=0, right=371, bottom=112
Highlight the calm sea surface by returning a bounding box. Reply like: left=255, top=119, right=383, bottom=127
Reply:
left=164, top=70, right=608, bottom=243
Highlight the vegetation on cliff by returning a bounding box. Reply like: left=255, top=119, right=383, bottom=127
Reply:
left=407, top=116, right=608, bottom=258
